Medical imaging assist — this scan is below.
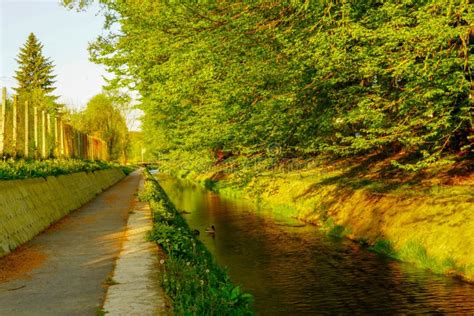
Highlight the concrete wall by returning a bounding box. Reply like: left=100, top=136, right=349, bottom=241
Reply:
left=0, top=168, right=125, bottom=257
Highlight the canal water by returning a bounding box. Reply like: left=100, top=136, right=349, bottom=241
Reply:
left=157, top=175, right=474, bottom=315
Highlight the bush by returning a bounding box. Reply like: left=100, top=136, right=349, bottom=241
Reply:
left=120, top=165, right=137, bottom=176
left=0, top=158, right=116, bottom=180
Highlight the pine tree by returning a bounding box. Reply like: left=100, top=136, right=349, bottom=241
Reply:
left=14, top=33, right=57, bottom=104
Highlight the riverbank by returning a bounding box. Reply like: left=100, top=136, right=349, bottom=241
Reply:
left=182, top=157, right=474, bottom=282
left=141, top=171, right=254, bottom=315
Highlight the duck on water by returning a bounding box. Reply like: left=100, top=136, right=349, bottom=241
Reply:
left=193, top=225, right=216, bottom=236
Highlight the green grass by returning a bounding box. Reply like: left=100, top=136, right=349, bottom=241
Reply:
left=368, top=239, right=398, bottom=258
left=397, top=241, right=467, bottom=275
left=0, top=158, right=117, bottom=180
left=175, top=160, right=474, bottom=282
left=368, top=239, right=470, bottom=278
left=141, top=170, right=254, bottom=315
left=96, top=308, right=108, bottom=316
left=328, top=225, right=347, bottom=239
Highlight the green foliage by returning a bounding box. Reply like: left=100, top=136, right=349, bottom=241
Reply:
left=369, top=239, right=397, bottom=258
left=368, top=239, right=469, bottom=276
left=203, top=178, right=218, bottom=192
left=65, top=1, right=473, bottom=172
left=70, top=93, right=129, bottom=162
left=398, top=240, right=467, bottom=274
left=328, top=225, right=347, bottom=239
left=14, top=32, right=59, bottom=111
left=141, top=171, right=254, bottom=315
left=120, top=165, right=136, bottom=176
left=96, top=308, right=108, bottom=316
left=126, top=132, right=154, bottom=164
left=0, top=158, right=115, bottom=180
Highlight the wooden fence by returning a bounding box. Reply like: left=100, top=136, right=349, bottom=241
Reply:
left=0, top=87, right=108, bottom=160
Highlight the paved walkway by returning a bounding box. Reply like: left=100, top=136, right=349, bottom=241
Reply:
left=0, top=170, right=166, bottom=316
left=103, top=177, right=170, bottom=315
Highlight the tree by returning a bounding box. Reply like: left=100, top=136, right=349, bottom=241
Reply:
left=64, top=0, right=473, bottom=171
left=71, top=93, right=129, bottom=162
left=14, top=33, right=58, bottom=110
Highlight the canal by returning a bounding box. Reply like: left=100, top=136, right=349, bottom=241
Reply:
left=158, top=175, right=474, bottom=314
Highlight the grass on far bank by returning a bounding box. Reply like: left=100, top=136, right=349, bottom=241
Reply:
left=162, top=153, right=474, bottom=283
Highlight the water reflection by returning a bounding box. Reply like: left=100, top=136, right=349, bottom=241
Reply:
left=158, top=175, right=474, bottom=315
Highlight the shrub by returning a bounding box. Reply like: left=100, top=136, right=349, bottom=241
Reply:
left=0, top=158, right=116, bottom=180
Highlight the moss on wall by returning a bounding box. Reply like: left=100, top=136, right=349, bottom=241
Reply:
left=0, top=168, right=125, bottom=257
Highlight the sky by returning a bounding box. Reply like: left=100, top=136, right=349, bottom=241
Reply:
left=0, top=0, right=108, bottom=109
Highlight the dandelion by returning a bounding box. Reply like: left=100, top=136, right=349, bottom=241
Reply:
left=205, top=269, right=210, bottom=274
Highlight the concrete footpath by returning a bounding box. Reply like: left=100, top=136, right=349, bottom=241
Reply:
left=102, top=176, right=170, bottom=315
left=0, top=170, right=168, bottom=315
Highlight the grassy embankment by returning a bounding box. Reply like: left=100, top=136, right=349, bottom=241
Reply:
left=177, top=155, right=474, bottom=282
left=0, top=158, right=135, bottom=180
left=140, top=171, right=254, bottom=315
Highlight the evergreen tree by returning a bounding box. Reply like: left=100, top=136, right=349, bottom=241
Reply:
left=14, top=33, right=58, bottom=109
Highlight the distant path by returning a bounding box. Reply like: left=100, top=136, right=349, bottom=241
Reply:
left=0, top=171, right=141, bottom=316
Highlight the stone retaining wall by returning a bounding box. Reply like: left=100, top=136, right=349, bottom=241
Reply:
left=0, top=168, right=125, bottom=257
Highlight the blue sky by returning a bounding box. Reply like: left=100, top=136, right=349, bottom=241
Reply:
left=0, top=0, right=108, bottom=109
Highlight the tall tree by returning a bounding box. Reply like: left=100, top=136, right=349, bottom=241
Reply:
left=64, top=0, right=473, bottom=171
left=14, top=33, right=58, bottom=110
left=71, top=93, right=129, bottom=162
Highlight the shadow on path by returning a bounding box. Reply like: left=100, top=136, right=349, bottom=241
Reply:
left=0, top=171, right=141, bottom=316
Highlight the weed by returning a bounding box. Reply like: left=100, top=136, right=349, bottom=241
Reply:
left=203, top=178, right=218, bottom=191
left=328, top=225, right=347, bottom=238
left=96, top=308, right=108, bottom=316
left=369, top=239, right=397, bottom=258
left=398, top=241, right=466, bottom=275
left=121, top=165, right=137, bottom=176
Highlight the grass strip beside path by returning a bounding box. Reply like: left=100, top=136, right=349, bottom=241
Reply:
left=140, top=170, right=254, bottom=315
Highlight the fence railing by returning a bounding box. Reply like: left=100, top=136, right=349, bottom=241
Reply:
left=0, top=87, right=108, bottom=160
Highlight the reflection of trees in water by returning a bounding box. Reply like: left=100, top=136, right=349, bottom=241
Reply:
left=159, top=176, right=474, bottom=314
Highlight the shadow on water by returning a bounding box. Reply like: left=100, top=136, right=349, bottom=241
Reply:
left=157, top=175, right=474, bottom=315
